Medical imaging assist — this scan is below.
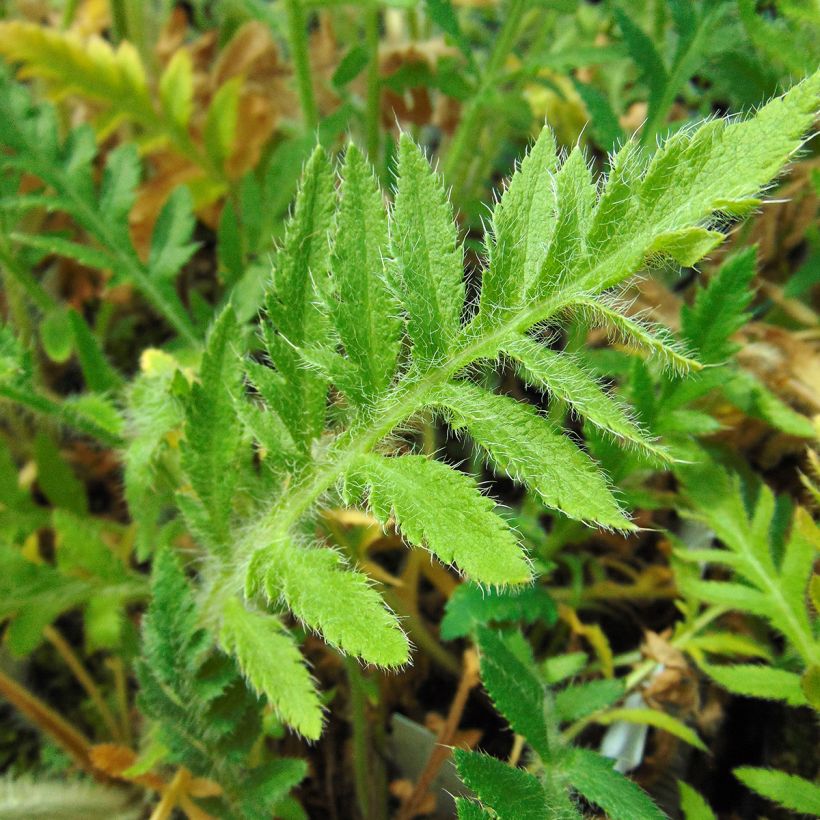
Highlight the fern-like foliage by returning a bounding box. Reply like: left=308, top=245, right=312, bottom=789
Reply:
left=0, top=21, right=239, bottom=189
left=453, top=626, right=665, bottom=820
left=674, top=464, right=820, bottom=815
left=677, top=465, right=818, bottom=700
left=0, top=73, right=201, bottom=345
left=136, top=546, right=309, bottom=819
left=166, top=73, right=820, bottom=739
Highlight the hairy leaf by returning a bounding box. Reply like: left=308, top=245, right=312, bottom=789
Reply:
left=220, top=598, right=322, bottom=739
left=347, top=453, right=531, bottom=585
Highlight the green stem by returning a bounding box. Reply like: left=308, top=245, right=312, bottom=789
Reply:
left=365, top=4, right=381, bottom=163
left=345, top=657, right=371, bottom=819
left=60, top=0, right=80, bottom=29
left=442, top=0, right=529, bottom=196
left=640, top=13, right=710, bottom=147
left=284, top=0, right=319, bottom=129
left=109, top=0, right=129, bottom=43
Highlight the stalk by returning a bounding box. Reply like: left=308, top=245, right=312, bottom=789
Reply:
left=345, top=657, right=371, bottom=819
left=442, top=0, right=529, bottom=197
left=365, top=4, right=381, bottom=163
left=284, top=0, right=319, bottom=129
left=44, top=625, right=122, bottom=742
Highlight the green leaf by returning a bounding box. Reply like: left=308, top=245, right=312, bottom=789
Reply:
left=595, top=708, right=707, bottom=751
left=572, top=80, right=625, bottom=153
left=678, top=466, right=818, bottom=667
left=476, top=626, right=550, bottom=758
left=423, top=0, right=475, bottom=67
left=203, top=76, right=241, bottom=168
left=264, top=145, right=335, bottom=450
left=535, top=147, right=596, bottom=295
left=734, top=767, right=820, bottom=815
left=699, top=662, right=808, bottom=707
left=332, top=45, right=368, bottom=87
left=159, top=50, right=194, bottom=131
left=502, top=335, right=665, bottom=459
left=392, top=134, right=464, bottom=366
left=12, top=232, right=113, bottom=271
left=99, top=143, right=140, bottom=231
left=256, top=540, right=409, bottom=667
left=648, top=227, right=725, bottom=267
left=219, top=598, right=323, bottom=739
left=681, top=248, right=756, bottom=364
left=479, top=126, right=558, bottom=327
left=542, top=652, right=589, bottom=685
left=433, top=380, right=631, bottom=530
left=678, top=781, right=716, bottom=820
left=40, top=308, right=73, bottom=363
left=572, top=299, right=701, bottom=374
left=441, top=582, right=556, bottom=640
left=67, top=308, right=121, bottom=393
left=565, top=748, right=666, bottom=820
left=456, top=799, right=493, bottom=819
left=723, top=369, right=815, bottom=438
left=181, top=307, right=242, bottom=549
left=562, top=72, right=820, bottom=302
left=453, top=749, right=547, bottom=820
left=328, top=144, right=401, bottom=400
left=148, top=186, right=199, bottom=282
left=347, top=453, right=531, bottom=585
left=554, top=679, right=624, bottom=723
left=614, top=7, right=668, bottom=126
left=33, top=432, right=87, bottom=515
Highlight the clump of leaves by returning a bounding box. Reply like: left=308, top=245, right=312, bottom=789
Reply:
left=166, top=74, right=820, bottom=740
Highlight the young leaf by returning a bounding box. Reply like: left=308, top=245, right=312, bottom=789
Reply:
left=565, top=748, right=666, bottom=820
left=256, top=540, right=409, bottom=667
left=180, top=307, right=242, bottom=550
left=681, top=248, right=756, bottom=364
left=733, top=767, right=820, bottom=815
left=441, top=582, right=556, bottom=640
left=203, top=77, right=241, bottom=169
left=159, top=50, right=194, bottom=132
left=219, top=598, right=323, bottom=740
left=453, top=749, right=547, bottom=820
left=328, top=144, right=401, bottom=400
left=678, top=781, right=716, bottom=820
left=595, top=708, right=707, bottom=752
left=554, top=679, right=625, bottom=723
left=346, top=453, right=531, bottom=585
left=698, top=662, right=808, bottom=707
left=147, top=186, right=199, bottom=282
left=433, top=380, right=631, bottom=529
left=502, top=335, right=664, bottom=458
left=391, top=134, right=464, bottom=366
left=480, top=126, right=558, bottom=326
left=476, top=626, right=550, bottom=758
